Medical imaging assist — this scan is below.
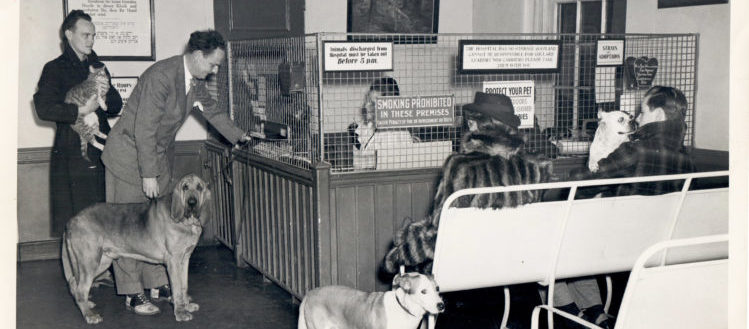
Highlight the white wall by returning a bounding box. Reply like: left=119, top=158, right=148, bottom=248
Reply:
left=18, top=0, right=215, bottom=149
left=472, top=0, right=526, bottom=33
left=625, top=2, right=729, bottom=151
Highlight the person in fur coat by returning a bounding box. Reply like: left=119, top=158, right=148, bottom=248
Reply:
left=383, top=92, right=552, bottom=274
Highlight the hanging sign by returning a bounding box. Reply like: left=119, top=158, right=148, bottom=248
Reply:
left=459, top=40, right=560, bottom=73
left=323, top=42, right=393, bottom=72
left=482, top=80, right=535, bottom=129
left=596, top=39, right=625, bottom=66
left=375, top=95, right=455, bottom=128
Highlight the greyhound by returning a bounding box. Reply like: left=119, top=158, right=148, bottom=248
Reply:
left=298, top=272, right=445, bottom=329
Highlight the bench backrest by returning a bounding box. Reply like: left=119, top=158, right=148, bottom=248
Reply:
left=614, top=235, right=728, bottom=329
left=431, top=171, right=728, bottom=293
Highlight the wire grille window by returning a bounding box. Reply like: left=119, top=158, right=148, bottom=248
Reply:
left=217, top=33, right=697, bottom=173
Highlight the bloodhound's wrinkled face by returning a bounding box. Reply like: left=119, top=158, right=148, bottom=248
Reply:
left=171, top=174, right=211, bottom=224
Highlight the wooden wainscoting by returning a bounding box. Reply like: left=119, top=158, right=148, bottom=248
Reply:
left=17, top=140, right=211, bottom=262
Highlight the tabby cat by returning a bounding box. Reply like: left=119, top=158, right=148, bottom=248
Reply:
left=64, top=64, right=109, bottom=162
left=383, top=121, right=554, bottom=274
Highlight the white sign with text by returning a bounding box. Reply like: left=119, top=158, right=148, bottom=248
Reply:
left=482, top=80, right=535, bottom=129
left=596, top=39, right=625, bottom=66
left=462, top=43, right=559, bottom=71
left=323, top=42, right=393, bottom=72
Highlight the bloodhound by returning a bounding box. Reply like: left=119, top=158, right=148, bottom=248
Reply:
left=62, top=174, right=211, bottom=324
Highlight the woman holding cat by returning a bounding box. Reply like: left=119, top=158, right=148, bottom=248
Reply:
left=33, top=9, right=122, bottom=237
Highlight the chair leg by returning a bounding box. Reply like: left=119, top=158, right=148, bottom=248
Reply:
left=500, top=287, right=510, bottom=329
left=604, top=275, right=612, bottom=314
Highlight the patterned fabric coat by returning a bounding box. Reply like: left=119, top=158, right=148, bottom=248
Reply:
left=576, top=119, right=695, bottom=197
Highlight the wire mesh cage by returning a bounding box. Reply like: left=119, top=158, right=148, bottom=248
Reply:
left=217, top=33, right=697, bottom=173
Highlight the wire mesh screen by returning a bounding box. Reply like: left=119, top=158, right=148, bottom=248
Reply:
left=219, top=36, right=321, bottom=169
left=220, top=33, right=697, bottom=173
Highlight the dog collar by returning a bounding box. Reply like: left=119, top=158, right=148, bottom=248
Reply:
left=394, top=291, right=417, bottom=317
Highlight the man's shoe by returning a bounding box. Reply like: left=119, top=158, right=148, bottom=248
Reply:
left=150, top=284, right=172, bottom=302
left=125, top=293, right=160, bottom=315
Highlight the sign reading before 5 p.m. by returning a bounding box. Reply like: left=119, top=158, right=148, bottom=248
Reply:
left=323, top=42, right=393, bottom=72
left=460, top=40, right=560, bottom=73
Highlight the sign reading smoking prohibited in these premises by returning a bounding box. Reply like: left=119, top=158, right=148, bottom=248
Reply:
left=375, top=95, right=455, bottom=129
left=323, top=42, right=393, bottom=72
left=482, top=80, right=535, bottom=129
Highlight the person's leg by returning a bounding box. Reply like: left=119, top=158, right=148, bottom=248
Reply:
left=567, top=277, right=611, bottom=328
left=49, top=150, right=74, bottom=237
left=145, top=173, right=174, bottom=300
left=105, top=169, right=160, bottom=315
left=68, top=154, right=106, bottom=217
left=538, top=281, right=575, bottom=307
left=566, top=277, right=603, bottom=309
left=141, top=252, right=169, bottom=291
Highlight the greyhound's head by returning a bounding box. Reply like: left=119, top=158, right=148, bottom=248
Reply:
left=392, top=272, right=445, bottom=315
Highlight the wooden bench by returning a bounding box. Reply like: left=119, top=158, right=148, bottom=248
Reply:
left=428, top=171, right=728, bottom=329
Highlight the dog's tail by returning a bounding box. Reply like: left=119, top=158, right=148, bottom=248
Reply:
left=61, top=230, right=77, bottom=287
left=383, top=217, right=438, bottom=274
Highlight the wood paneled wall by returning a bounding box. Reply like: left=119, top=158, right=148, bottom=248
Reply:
left=17, top=140, right=210, bottom=261
left=327, top=170, right=440, bottom=292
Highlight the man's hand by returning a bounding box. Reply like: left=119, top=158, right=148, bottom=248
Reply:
left=142, top=177, right=159, bottom=199
left=78, top=94, right=99, bottom=115
left=82, top=112, right=98, bottom=128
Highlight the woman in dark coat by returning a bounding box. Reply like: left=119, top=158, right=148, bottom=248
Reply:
left=33, top=10, right=122, bottom=237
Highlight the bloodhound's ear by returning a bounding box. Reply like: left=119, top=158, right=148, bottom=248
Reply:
left=198, top=186, right=212, bottom=226
left=171, top=187, right=185, bottom=222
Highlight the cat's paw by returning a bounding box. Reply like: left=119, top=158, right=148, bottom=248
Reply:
left=82, top=112, right=98, bottom=127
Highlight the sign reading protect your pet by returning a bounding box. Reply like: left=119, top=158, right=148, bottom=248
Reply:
left=375, top=95, right=455, bottom=128
left=323, top=42, right=393, bottom=72
left=459, top=40, right=560, bottom=73
left=482, top=81, right=535, bottom=129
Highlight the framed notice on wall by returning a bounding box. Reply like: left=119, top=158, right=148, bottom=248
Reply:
left=64, top=0, right=155, bottom=61
left=459, top=40, right=560, bottom=74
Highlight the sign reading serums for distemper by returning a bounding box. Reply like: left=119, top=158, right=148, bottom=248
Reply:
left=375, top=95, right=455, bottom=128
left=323, top=42, right=393, bottom=72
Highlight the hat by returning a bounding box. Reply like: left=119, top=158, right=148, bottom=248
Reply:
left=463, top=92, right=520, bottom=128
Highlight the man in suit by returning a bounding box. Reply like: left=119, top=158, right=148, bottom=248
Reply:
left=101, top=30, right=250, bottom=315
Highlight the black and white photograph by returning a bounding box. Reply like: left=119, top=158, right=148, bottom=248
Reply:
left=2, top=1, right=748, bottom=329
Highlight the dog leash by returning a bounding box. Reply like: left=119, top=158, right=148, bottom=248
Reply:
left=222, top=139, right=251, bottom=186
